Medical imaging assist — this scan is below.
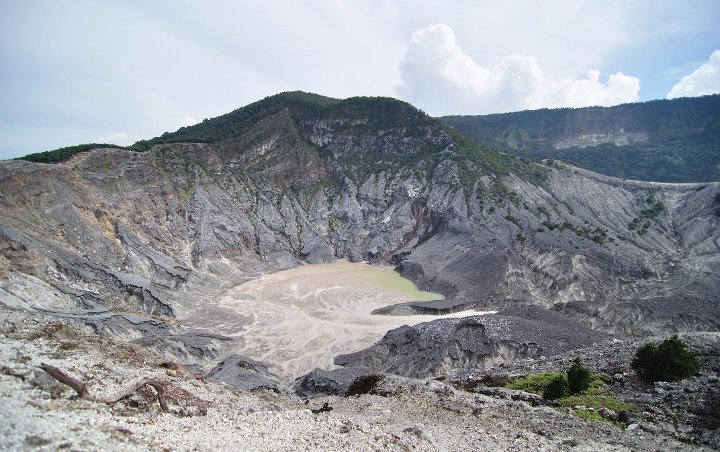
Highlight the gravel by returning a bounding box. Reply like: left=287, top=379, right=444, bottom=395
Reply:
left=1, top=305, right=713, bottom=451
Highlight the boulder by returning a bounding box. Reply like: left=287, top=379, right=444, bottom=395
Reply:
left=294, top=367, right=383, bottom=398
left=206, top=354, right=285, bottom=393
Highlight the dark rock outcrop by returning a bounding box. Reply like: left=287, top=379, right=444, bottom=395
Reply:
left=294, top=367, right=383, bottom=397
left=336, top=306, right=613, bottom=378
left=206, top=354, right=285, bottom=393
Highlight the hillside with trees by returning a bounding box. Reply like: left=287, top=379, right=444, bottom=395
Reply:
left=442, top=94, right=720, bottom=182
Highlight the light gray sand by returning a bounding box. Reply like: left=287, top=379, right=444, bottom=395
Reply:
left=218, top=261, right=491, bottom=377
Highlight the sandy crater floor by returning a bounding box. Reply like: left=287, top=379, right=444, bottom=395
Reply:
left=217, top=260, right=490, bottom=377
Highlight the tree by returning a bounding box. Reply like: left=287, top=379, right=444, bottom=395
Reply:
left=631, top=335, right=700, bottom=383
left=543, top=374, right=569, bottom=400
left=567, top=358, right=592, bottom=394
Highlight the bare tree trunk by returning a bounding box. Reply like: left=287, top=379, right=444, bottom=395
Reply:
left=39, top=363, right=169, bottom=412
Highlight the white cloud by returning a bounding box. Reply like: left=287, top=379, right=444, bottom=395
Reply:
left=183, top=117, right=198, bottom=127
left=1, top=1, right=718, bottom=158
left=98, top=132, right=133, bottom=146
left=667, top=50, right=720, bottom=99
left=396, top=24, right=640, bottom=115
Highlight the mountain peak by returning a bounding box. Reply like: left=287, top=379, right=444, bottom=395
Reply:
left=130, top=92, right=432, bottom=152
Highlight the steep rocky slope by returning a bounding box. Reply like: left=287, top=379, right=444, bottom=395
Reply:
left=1, top=92, right=719, bottom=367
left=2, top=306, right=716, bottom=451
left=442, top=94, right=720, bottom=182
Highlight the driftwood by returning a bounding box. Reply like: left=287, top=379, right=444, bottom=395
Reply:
left=39, top=363, right=169, bottom=412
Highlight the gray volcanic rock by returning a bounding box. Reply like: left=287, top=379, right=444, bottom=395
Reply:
left=0, top=93, right=718, bottom=370
left=2, top=306, right=710, bottom=451
left=294, top=367, right=383, bottom=398
left=39, top=311, right=233, bottom=363
left=371, top=297, right=478, bottom=315
left=450, top=332, right=720, bottom=385
left=131, top=331, right=232, bottom=363
left=335, top=306, right=613, bottom=378
left=622, top=375, right=720, bottom=447
left=206, top=354, right=285, bottom=393
left=447, top=332, right=720, bottom=449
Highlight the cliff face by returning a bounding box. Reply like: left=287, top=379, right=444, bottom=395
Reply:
left=442, top=94, right=720, bottom=182
left=1, top=93, right=719, bottom=364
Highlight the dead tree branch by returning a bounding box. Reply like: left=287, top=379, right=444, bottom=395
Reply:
left=101, top=378, right=169, bottom=412
left=39, top=363, right=169, bottom=412
left=39, top=363, right=90, bottom=399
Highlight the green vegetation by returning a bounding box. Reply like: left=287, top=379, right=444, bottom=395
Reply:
left=442, top=94, right=720, bottom=183
left=474, top=180, right=526, bottom=208
left=505, top=214, right=520, bottom=226
left=543, top=374, right=570, bottom=400
left=129, top=92, right=341, bottom=151
left=628, top=194, right=667, bottom=235
left=506, top=371, right=567, bottom=395
left=128, top=91, right=433, bottom=154
left=560, top=394, right=632, bottom=412
left=17, top=143, right=126, bottom=164
left=505, top=362, right=632, bottom=426
left=14, top=91, right=545, bottom=196
left=572, top=410, right=607, bottom=423
left=639, top=194, right=665, bottom=219
left=134, top=90, right=547, bottom=200
left=628, top=218, right=642, bottom=230
left=541, top=221, right=611, bottom=244
left=567, top=358, right=592, bottom=394
left=505, top=141, right=720, bottom=183
left=572, top=409, right=625, bottom=426
left=631, top=335, right=700, bottom=383
left=449, top=130, right=548, bottom=190
left=507, top=359, right=597, bottom=399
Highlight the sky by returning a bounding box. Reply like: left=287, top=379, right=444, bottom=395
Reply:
left=0, top=0, right=718, bottom=159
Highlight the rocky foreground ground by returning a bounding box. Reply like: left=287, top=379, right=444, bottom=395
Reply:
left=2, top=303, right=718, bottom=451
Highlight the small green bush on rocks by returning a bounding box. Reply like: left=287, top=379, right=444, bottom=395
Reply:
left=631, top=335, right=700, bottom=383
left=506, top=371, right=566, bottom=395
left=567, top=358, right=592, bottom=394
left=543, top=375, right=570, bottom=400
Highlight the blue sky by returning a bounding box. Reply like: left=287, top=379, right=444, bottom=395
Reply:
left=1, top=0, right=718, bottom=159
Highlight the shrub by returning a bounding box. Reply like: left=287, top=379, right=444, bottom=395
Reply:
left=572, top=409, right=625, bottom=427
left=567, top=358, right=592, bottom=394
left=560, top=394, right=632, bottom=412
left=506, top=371, right=566, bottom=395
left=631, top=335, right=700, bottom=383
left=543, top=374, right=569, bottom=400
